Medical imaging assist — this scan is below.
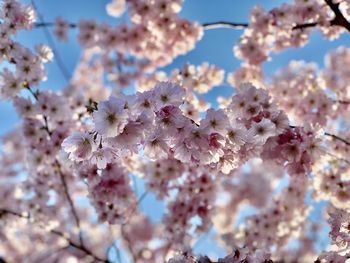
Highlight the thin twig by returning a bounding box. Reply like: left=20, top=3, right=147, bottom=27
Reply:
left=202, top=21, right=248, bottom=30
left=321, top=149, right=350, bottom=165
left=0, top=209, right=29, bottom=219
left=34, top=22, right=76, bottom=28
left=0, top=209, right=110, bottom=262
left=30, top=0, right=71, bottom=81
left=289, top=125, right=350, bottom=147
left=26, top=85, right=85, bottom=247
left=54, top=159, right=84, bottom=246
left=51, top=230, right=109, bottom=262
left=324, top=132, right=350, bottom=146
left=120, top=225, right=138, bottom=263
left=122, top=191, right=148, bottom=226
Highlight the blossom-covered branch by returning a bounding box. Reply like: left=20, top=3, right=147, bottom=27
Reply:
left=0, top=209, right=110, bottom=262
left=1, top=0, right=350, bottom=262
left=203, top=0, right=350, bottom=33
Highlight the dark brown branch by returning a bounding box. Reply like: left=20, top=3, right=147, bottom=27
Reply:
left=202, top=20, right=333, bottom=31
left=25, top=85, right=38, bottom=100
left=325, top=0, right=350, bottom=32
left=33, top=20, right=322, bottom=31
left=34, top=22, right=76, bottom=28
left=292, top=22, right=319, bottom=30
left=337, top=100, right=350, bottom=105
left=202, top=21, right=249, bottom=30
left=0, top=209, right=29, bottom=219
left=324, top=132, right=350, bottom=146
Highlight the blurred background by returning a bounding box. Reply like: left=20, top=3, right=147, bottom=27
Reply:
left=1, top=0, right=350, bottom=260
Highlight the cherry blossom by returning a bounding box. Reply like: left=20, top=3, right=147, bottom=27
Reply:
left=1, top=0, right=350, bottom=262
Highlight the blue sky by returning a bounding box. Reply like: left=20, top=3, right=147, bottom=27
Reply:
left=1, top=0, right=350, bottom=260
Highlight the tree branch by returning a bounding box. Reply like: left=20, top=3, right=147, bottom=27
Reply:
left=289, top=125, right=350, bottom=147
left=31, top=0, right=350, bottom=34
left=34, top=22, right=76, bottom=28
left=325, top=0, right=350, bottom=32
left=202, top=21, right=248, bottom=30
left=324, top=132, right=350, bottom=146
left=51, top=230, right=109, bottom=262
left=54, top=159, right=84, bottom=246
left=0, top=209, right=110, bottom=262
left=25, top=86, right=84, bottom=247
left=203, top=1, right=350, bottom=32
left=31, top=0, right=71, bottom=81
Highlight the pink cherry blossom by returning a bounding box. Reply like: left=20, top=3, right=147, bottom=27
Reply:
left=1, top=0, right=350, bottom=262
left=61, top=132, right=96, bottom=161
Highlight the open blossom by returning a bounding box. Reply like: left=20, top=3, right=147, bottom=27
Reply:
left=2, top=0, right=350, bottom=261
left=61, top=132, right=96, bottom=161
left=200, top=109, right=229, bottom=135
left=328, top=206, right=350, bottom=249
left=152, top=82, right=185, bottom=110
left=0, top=69, right=22, bottom=99
left=248, top=118, right=276, bottom=144
left=106, top=0, right=126, bottom=17
left=54, top=17, right=70, bottom=41
left=35, top=44, right=53, bottom=63
left=144, top=130, right=169, bottom=160
left=226, top=122, right=248, bottom=149
left=13, top=96, right=36, bottom=117
left=93, top=96, right=129, bottom=138
left=90, top=146, right=116, bottom=169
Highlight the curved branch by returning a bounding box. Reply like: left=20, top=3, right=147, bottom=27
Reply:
left=202, top=20, right=330, bottom=31
left=202, top=21, right=248, bottom=30
left=324, top=132, right=350, bottom=146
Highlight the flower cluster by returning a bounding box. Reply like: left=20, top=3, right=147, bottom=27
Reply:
left=86, top=163, right=137, bottom=224
left=234, top=1, right=350, bottom=65
left=54, top=0, right=203, bottom=74
left=1, top=0, right=350, bottom=262
left=268, top=61, right=338, bottom=126
left=63, top=82, right=297, bottom=176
